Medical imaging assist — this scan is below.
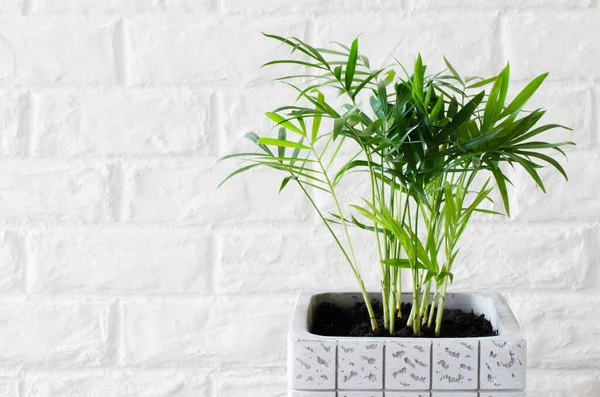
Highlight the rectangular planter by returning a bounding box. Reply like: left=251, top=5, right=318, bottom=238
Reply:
left=288, top=291, right=526, bottom=397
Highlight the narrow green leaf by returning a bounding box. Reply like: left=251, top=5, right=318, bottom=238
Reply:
left=345, top=38, right=359, bottom=90
left=483, top=74, right=504, bottom=131
left=245, top=132, right=274, bottom=156
left=467, top=76, right=497, bottom=89
left=497, top=63, right=510, bottom=119
left=262, top=59, right=328, bottom=70
left=381, top=259, right=429, bottom=271
left=217, top=163, right=262, bottom=188
left=265, top=112, right=305, bottom=135
left=279, top=176, right=293, bottom=192
left=511, top=123, right=571, bottom=144
left=486, top=160, right=511, bottom=216
left=412, top=54, right=424, bottom=101
left=277, top=128, right=286, bottom=158
left=352, top=69, right=383, bottom=99
left=311, top=91, right=324, bottom=144
left=333, top=117, right=344, bottom=140
left=443, top=56, right=464, bottom=85
left=217, top=152, right=268, bottom=162
left=430, top=94, right=444, bottom=120
left=501, top=72, right=549, bottom=118
left=258, top=137, right=311, bottom=150
left=515, top=150, right=568, bottom=180
left=333, top=65, right=342, bottom=80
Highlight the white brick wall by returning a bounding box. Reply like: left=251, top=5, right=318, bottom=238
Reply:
left=0, top=1, right=597, bottom=396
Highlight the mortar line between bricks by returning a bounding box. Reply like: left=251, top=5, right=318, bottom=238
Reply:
left=215, top=0, right=225, bottom=14
left=114, top=18, right=131, bottom=87
left=496, top=12, right=507, bottom=66
left=106, top=161, right=125, bottom=222
left=23, top=0, right=34, bottom=15
left=206, top=373, right=215, bottom=397
left=211, top=91, right=225, bottom=157
left=590, top=87, right=598, bottom=151
left=107, top=300, right=123, bottom=367
left=21, top=230, right=34, bottom=295
left=19, top=91, right=35, bottom=159
left=208, top=228, right=218, bottom=294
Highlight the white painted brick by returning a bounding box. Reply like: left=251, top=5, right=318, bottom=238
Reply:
left=0, top=91, right=25, bottom=157
left=0, top=300, right=111, bottom=367
left=34, top=0, right=214, bottom=14
left=0, top=1, right=22, bottom=15
left=316, top=14, right=499, bottom=77
left=29, top=228, right=210, bottom=294
left=0, top=378, right=18, bottom=397
left=0, top=231, right=23, bottom=293
left=527, top=369, right=600, bottom=397
left=34, top=0, right=127, bottom=14
left=215, top=372, right=286, bottom=397
left=128, top=16, right=308, bottom=85
left=454, top=223, right=593, bottom=290
left=0, top=160, right=112, bottom=224
left=0, top=20, right=116, bottom=85
left=34, top=89, right=213, bottom=157
left=206, top=295, right=294, bottom=366
left=122, top=296, right=293, bottom=367
left=121, top=298, right=210, bottom=367
left=412, top=0, right=590, bottom=10
left=123, top=159, right=309, bottom=224
left=27, top=370, right=208, bottom=397
left=504, top=14, right=600, bottom=79
left=217, top=227, right=360, bottom=293
left=506, top=293, right=600, bottom=369
left=512, top=152, right=600, bottom=221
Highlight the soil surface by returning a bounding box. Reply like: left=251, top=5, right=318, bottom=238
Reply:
left=311, top=299, right=496, bottom=338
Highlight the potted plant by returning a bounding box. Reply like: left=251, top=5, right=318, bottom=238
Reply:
left=220, top=34, right=573, bottom=396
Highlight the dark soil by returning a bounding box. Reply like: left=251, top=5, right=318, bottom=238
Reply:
left=311, top=299, right=496, bottom=338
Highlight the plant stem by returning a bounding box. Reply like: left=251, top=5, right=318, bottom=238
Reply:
left=315, top=146, right=378, bottom=330
left=435, top=277, right=449, bottom=337
left=295, top=180, right=377, bottom=330
left=412, top=276, right=421, bottom=335
left=419, top=281, right=431, bottom=325
left=395, top=268, right=402, bottom=316
left=427, top=288, right=438, bottom=327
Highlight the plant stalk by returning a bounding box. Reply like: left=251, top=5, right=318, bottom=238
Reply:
left=427, top=289, right=438, bottom=328
left=435, top=277, right=449, bottom=336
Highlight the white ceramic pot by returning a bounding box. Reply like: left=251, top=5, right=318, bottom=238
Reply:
left=288, top=291, right=526, bottom=397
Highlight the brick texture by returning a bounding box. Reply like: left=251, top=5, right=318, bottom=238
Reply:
left=0, top=1, right=597, bottom=396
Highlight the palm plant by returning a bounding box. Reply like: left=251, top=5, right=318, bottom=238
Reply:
left=219, top=34, right=573, bottom=336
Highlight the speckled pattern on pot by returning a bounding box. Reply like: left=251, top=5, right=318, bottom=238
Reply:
left=288, top=291, right=526, bottom=397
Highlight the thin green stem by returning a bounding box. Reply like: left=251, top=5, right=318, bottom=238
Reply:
left=312, top=142, right=378, bottom=330
left=435, top=277, right=449, bottom=336
left=427, top=288, right=438, bottom=327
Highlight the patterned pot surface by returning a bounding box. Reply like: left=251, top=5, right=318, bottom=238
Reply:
left=288, top=291, right=526, bottom=397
